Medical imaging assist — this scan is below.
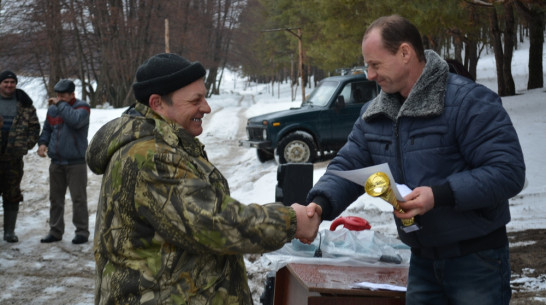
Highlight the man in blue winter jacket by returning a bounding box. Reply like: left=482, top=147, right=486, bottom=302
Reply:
left=38, top=79, right=91, bottom=244
left=305, top=15, right=525, bottom=305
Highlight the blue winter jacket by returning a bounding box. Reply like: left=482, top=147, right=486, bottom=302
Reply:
left=38, top=98, right=90, bottom=165
left=307, top=50, right=526, bottom=249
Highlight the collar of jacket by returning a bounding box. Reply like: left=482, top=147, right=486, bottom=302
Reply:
left=363, top=50, right=449, bottom=122
left=15, top=89, right=34, bottom=107
left=136, top=102, right=207, bottom=158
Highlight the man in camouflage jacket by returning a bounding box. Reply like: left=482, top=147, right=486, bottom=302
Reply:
left=86, top=53, right=320, bottom=305
left=0, top=70, right=40, bottom=242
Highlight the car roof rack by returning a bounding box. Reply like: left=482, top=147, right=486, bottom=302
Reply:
left=335, top=66, right=367, bottom=76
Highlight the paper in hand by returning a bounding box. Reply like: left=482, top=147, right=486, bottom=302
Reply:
left=328, top=163, right=411, bottom=201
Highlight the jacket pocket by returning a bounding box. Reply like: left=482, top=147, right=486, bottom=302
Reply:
left=365, top=133, right=393, bottom=152
left=406, top=125, right=449, bottom=149
left=364, top=133, right=395, bottom=167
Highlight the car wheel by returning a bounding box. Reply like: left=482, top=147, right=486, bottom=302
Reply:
left=256, top=148, right=274, bottom=163
left=277, top=132, right=316, bottom=164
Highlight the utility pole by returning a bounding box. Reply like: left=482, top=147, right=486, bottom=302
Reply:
left=263, top=27, right=305, bottom=103
left=165, top=18, right=170, bottom=53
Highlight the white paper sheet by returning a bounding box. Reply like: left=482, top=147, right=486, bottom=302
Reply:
left=328, top=163, right=411, bottom=201
left=351, top=281, right=407, bottom=292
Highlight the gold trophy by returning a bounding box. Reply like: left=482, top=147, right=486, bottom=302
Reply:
left=365, top=172, right=420, bottom=233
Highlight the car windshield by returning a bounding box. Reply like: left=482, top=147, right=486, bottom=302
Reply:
left=303, top=80, right=339, bottom=107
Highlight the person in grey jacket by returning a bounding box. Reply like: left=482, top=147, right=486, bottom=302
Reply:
left=37, top=79, right=91, bottom=244
left=305, top=15, right=525, bottom=305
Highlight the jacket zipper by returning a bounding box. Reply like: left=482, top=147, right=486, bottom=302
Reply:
left=395, top=119, right=423, bottom=248
left=394, top=121, right=406, bottom=185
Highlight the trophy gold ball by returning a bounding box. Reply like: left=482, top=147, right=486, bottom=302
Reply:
left=365, top=172, right=414, bottom=227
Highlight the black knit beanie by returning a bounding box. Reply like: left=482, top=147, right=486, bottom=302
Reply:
left=132, top=53, right=206, bottom=105
left=0, top=70, right=18, bottom=84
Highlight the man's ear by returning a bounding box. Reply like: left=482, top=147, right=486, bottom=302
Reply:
left=399, top=43, right=412, bottom=63
left=148, top=94, right=163, bottom=112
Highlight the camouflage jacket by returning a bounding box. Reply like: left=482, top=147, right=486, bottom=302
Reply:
left=0, top=89, right=40, bottom=159
left=86, top=103, right=297, bottom=305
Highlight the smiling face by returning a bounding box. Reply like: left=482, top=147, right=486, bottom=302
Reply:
left=151, top=79, right=211, bottom=137
left=362, top=29, right=416, bottom=98
left=0, top=78, right=17, bottom=98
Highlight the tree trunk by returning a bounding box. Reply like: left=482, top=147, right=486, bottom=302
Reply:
left=502, top=2, right=516, bottom=96
left=205, top=67, right=218, bottom=97
left=45, top=0, right=64, bottom=95
left=465, top=40, right=478, bottom=81
left=88, top=0, right=157, bottom=107
left=489, top=6, right=506, bottom=96
left=68, top=0, right=96, bottom=105
left=454, top=36, right=463, bottom=64
left=464, top=5, right=480, bottom=82
left=514, top=1, right=544, bottom=90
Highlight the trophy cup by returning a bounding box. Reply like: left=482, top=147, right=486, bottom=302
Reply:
left=365, top=172, right=420, bottom=233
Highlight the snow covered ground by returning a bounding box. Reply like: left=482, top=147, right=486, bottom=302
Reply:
left=0, top=41, right=545, bottom=304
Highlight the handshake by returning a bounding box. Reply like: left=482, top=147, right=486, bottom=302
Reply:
left=291, top=203, right=322, bottom=244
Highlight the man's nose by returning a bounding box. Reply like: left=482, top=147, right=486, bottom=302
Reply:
left=367, top=68, right=377, bottom=80
left=201, top=100, right=212, bottom=113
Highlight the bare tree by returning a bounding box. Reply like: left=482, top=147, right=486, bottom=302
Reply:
left=502, top=1, right=516, bottom=96
left=469, top=0, right=516, bottom=96
left=67, top=0, right=100, bottom=103
left=514, top=0, right=545, bottom=90
left=2, top=0, right=241, bottom=104
left=489, top=5, right=508, bottom=96
left=87, top=0, right=161, bottom=107
left=204, top=0, right=243, bottom=96
left=42, top=0, right=65, bottom=95
left=2, top=0, right=541, bottom=106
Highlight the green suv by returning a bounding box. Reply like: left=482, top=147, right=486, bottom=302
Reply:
left=239, top=72, right=380, bottom=164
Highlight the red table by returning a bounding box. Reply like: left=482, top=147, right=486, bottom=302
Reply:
left=274, top=263, right=408, bottom=305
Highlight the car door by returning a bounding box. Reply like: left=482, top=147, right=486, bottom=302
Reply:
left=330, top=81, right=379, bottom=148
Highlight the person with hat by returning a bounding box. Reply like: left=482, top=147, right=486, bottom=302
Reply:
left=38, top=79, right=91, bottom=244
left=86, top=53, right=320, bottom=304
left=0, top=70, right=41, bottom=242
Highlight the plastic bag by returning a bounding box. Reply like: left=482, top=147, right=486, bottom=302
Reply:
left=262, top=229, right=410, bottom=271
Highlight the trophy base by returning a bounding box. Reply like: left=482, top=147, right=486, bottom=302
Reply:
left=400, top=224, right=421, bottom=233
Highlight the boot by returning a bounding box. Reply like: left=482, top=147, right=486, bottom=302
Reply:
left=3, top=207, right=19, bottom=243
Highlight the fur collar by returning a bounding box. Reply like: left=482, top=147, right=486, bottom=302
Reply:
left=363, top=50, right=449, bottom=122
left=15, top=89, right=34, bottom=107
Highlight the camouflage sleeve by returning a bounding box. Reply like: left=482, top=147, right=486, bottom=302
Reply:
left=27, top=106, right=40, bottom=149
left=133, top=148, right=297, bottom=255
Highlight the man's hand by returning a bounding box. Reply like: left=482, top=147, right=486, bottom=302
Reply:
left=305, top=202, right=322, bottom=219
left=37, top=144, right=48, bottom=158
left=48, top=98, right=59, bottom=105
left=292, top=203, right=321, bottom=244
left=396, top=186, right=434, bottom=219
